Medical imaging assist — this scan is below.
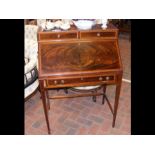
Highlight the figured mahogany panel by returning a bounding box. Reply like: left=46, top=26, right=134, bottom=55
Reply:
left=39, top=40, right=120, bottom=76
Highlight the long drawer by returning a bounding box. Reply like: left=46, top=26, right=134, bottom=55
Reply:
left=80, top=31, right=117, bottom=39
left=46, top=75, right=115, bottom=88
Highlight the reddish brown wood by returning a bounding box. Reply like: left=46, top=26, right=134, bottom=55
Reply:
left=46, top=75, right=115, bottom=88
left=38, top=23, right=123, bottom=134
left=45, top=90, right=50, bottom=110
left=39, top=80, right=51, bottom=134
left=49, top=92, right=105, bottom=99
left=80, top=31, right=117, bottom=39
left=112, top=74, right=123, bottom=127
left=39, top=31, right=78, bottom=40
left=102, top=85, right=107, bottom=105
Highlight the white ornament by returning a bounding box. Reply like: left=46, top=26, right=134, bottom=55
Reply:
left=101, top=19, right=108, bottom=29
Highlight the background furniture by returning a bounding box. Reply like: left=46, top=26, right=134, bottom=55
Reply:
left=24, top=25, right=39, bottom=99
left=38, top=23, right=123, bottom=134
left=24, top=19, right=47, bottom=27
left=37, top=19, right=46, bottom=27
left=25, top=19, right=37, bottom=25
left=109, top=19, right=131, bottom=40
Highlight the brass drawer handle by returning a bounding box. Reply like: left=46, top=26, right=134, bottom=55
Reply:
left=97, top=33, right=101, bottom=37
left=54, top=80, right=58, bottom=84
left=61, top=80, right=64, bottom=84
left=57, top=34, right=60, bottom=38
left=106, top=76, right=110, bottom=80
left=99, top=77, right=103, bottom=81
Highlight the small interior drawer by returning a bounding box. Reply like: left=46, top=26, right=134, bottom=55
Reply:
left=80, top=31, right=116, bottom=38
left=39, top=32, right=78, bottom=40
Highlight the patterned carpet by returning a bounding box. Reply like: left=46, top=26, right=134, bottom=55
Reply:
left=25, top=34, right=131, bottom=135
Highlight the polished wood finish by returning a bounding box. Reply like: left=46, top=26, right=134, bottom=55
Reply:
left=46, top=75, right=115, bottom=88
left=39, top=80, right=51, bottom=134
left=80, top=31, right=117, bottom=39
left=38, top=23, right=123, bottom=134
left=38, top=31, right=78, bottom=40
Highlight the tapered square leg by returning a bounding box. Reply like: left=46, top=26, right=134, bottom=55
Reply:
left=112, top=75, right=122, bottom=127
left=45, top=90, right=50, bottom=110
left=39, top=80, right=51, bottom=134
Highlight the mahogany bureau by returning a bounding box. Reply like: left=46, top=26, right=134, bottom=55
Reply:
left=38, top=24, right=123, bottom=134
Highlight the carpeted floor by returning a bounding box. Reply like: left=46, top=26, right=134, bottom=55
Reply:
left=25, top=34, right=131, bottom=135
